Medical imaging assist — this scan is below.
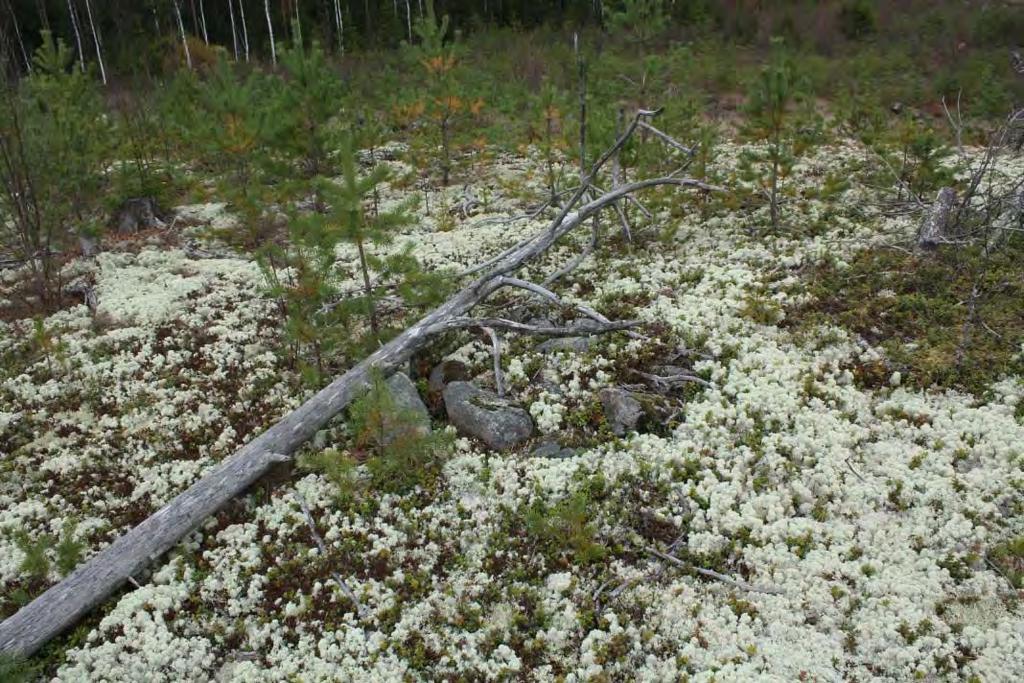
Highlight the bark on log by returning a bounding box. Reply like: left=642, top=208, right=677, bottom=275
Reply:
left=918, top=186, right=957, bottom=249
left=0, top=171, right=719, bottom=657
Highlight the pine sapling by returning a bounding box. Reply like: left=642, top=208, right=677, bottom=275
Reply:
left=742, top=38, right=798, bottom=233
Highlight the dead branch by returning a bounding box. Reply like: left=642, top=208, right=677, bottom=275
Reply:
left=646, top=547, right=784, bottom=595
left=637, top=120, right=695, bottom=157
left=427, top=317, right=639, bottom=337
left=297, top=496, right=367, bottom=618
left=630, top=368, right=716, bottom=391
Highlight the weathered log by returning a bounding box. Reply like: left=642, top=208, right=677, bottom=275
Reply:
left=0, top=162, right=720, bottom=656
left=917, top=186, right=957, bottom=249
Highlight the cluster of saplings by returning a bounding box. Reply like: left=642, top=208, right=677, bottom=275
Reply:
left=2, top=1, right=1015, bottom=407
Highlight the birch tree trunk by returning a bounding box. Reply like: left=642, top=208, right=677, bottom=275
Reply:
left=239, top=0, right=251, bottom=61
left=199, top=0, right=209, bottom=44
left=333, top=0, right=344, bottom=54
left=264, top=0, right=276, bottom=65
left=228, top=0, right=239, bottom=60
left=82, top=0, right=106, bottom=85
left=35, top=0, right=50, bottom=34
left=66, top=0, right=86, bottom=73
left=5, top=0, right=31, bottom=73
left=173, top=0, right=193, bottom=70
left=405, top=0, right=412, bottom=42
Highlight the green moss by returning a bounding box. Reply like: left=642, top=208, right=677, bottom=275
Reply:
left=740, top=294, right=783, bottom=326
left=988, top=536, right=1024, bottom=589
left=524, top=488, right=607, bottom=566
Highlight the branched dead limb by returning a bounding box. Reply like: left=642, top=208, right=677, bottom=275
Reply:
left=0, top=111, right=722, bottom=658
left=637, top=120, right=695, bottom=157
left=542, top=217, right=599, bottom=285
left=630, top=368, right=716, bottom=391
left=298, top=496, right=367, bottom=619
left=942, top=91, right=965, bottom=159
left=491, top=276, right=643, bottom=339
left=646, top=547, right=784, bottom=595
left=592, top=182, right=653, bottom=219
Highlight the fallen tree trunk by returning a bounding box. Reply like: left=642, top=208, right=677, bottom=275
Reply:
left=0, top=114, right=719, bottom=657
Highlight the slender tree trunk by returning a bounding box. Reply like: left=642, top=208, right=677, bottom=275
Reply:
left=239, top=0, right=251, bottom=61
left=355, top=237, right=380, bottom=337
left=82, top=0, right=106, bottom=85
left=333, top=0, right=344, bottom=54
left=228, top=0, right=239, bottom=60
left=35, top=0, right=51, bottom=33
left=769, top=127, right=780, bottom=231
left=293, top=0, right=303, bottom=43
left=264, top=0, right=276, bottom=65
left=576, top=33, right=586, bottom=180
left=173, top=0, right=193, bottom=70
left=66, top=0, right=86, bottom=73
left=5, top=0, right=31, bottom=73
left=199, top=0, right=209, bottom=44
left=405, top=0, right=411, bottom=42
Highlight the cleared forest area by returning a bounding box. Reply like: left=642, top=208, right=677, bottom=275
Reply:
left=1, top=1, right=1023, bottom=680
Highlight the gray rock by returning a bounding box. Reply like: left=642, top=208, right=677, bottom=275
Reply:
left=384, top=372, right=431, bottom=437
left=599, top=387, right=643, bottom=436
left=443, top=381, right=534, bottom=451
left=428, top=360, right=470, bottom=396
left=113, top=197, right=166, bottom=235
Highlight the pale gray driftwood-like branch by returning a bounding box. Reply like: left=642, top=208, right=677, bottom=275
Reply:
left=646, top=547, right=784, bottom=595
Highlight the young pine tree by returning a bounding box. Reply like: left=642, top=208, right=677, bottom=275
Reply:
left=741, top=38, right=799, bottom=233
left=412, top=0, right=480, bottom=187
left=0, top=32, right=112, bottom=308
left=261, top=132, right=445, bottom=387
left=302, top=370, right=450, bottom=501
left=270, top=30, right=345, bottom=178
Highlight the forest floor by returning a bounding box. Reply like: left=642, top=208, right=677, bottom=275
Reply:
left=1, top=138, right=1023, bottom=681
